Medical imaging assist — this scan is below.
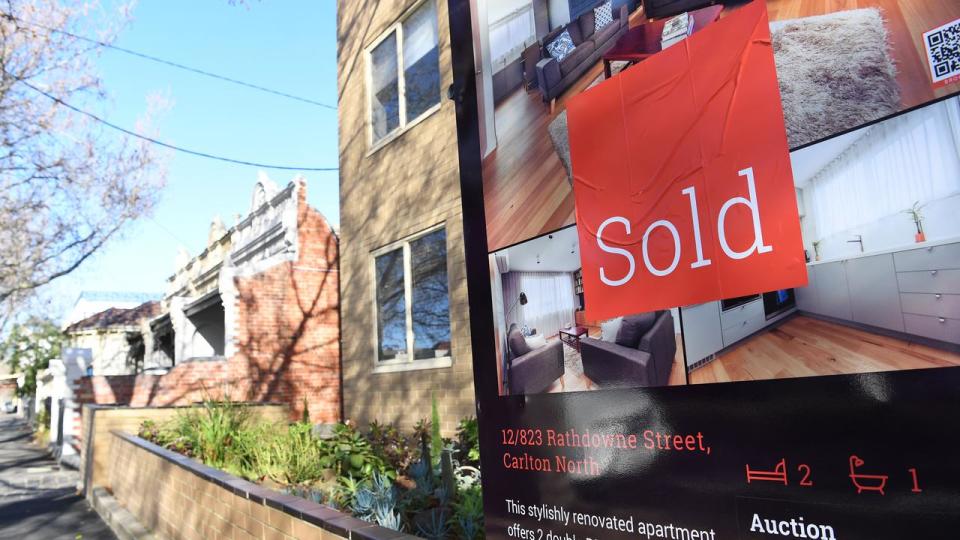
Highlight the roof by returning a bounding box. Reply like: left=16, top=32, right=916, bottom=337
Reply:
left=76, top=291, right=161, bottom=304
left=65, top=301, right=162, bottom=333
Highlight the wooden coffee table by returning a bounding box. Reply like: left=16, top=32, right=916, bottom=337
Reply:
left=559, top=326, right=589, bottom=352
left=602, top=5, right=724, bottom=78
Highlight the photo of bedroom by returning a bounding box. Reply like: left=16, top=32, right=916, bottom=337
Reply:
left=489, top=225, right=686, bottom=396
left=683, top=96, right=960, bottom=384
left=473, top=0, right=960, bottom=252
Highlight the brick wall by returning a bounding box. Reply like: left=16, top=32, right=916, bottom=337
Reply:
left=74, top=181, right=341, bottom=425
left=337, top=0, right=476, bottom=435
left=108, top=432, right=343, bottom=540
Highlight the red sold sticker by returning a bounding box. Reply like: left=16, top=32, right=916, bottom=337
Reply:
left=567, top=0, right=807, bottom=321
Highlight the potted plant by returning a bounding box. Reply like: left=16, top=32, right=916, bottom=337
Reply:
left=812, top=240, right=821, bottom=261
left=904, top=201, right=926, bottom=243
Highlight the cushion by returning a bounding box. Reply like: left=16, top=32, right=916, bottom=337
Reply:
left=508, top=328, right=532, bottom=357
left=546, top=29, right=576, bottom=61
left=524, top=333, right=547, bottom=349
left=600, top=317, right=623, bottom=343
left=578, top=10, right=596, bottom=40
left=615, top=312, right=658, bottom=349
left=592, top=15, right=620, bottom=47
left=594, top=1, right=614, bottom=33
left=558, top=40, right=594, bottom=76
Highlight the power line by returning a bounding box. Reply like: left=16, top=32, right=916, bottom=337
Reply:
left=9, top=72, right=338, bottom=172
left=0, top=11, right=337, bottom=110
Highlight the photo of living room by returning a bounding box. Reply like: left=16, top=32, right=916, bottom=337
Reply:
left=488, top=225, right=686, bottom=396
left=473, top=0, right=960, bottom=252
left=682, top=96, right=960, bottom=385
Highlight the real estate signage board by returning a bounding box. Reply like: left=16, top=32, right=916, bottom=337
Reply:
left=445, top=0, right=960, bottom=538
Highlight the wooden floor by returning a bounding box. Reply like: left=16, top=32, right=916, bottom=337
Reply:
left=688, top=315, right=960, bottom=384
left=544, top=333, right=687, bottom=393
left=481, top=0, right=960, bottom=252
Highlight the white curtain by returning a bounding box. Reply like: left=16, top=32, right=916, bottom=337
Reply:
left=808, top=98, right=960, bottom=238
left=506, top=271, right=576, bottom=337
left=489, top=4, right=535, bottom=70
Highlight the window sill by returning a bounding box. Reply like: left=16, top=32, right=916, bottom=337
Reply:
left=366, top=102, right=443, bottom=158
left=372, top=356, right=452, bottom=374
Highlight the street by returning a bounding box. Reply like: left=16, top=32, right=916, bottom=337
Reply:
left=0, top=414, right=116, bottom=539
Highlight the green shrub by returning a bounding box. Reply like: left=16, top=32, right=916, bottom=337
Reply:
left=455, top=417, right=480, bottom=467
left=318, top=423, right=393, bottom=483
left=254, top=422, right=325, bottom=485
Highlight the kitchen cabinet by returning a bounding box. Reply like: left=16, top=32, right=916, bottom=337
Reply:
left=846, top=254, right=905, bottom=332
left=795, top=265, right=818, bottom=313
left=815, top=261, right=853, bottom=321
left=680, top=301, right=723, bottom=366
left=796, top=240, right=960, bottom=346
left=720, top=298, right=765, bottom=347
left=893, top=243, right=960, bottom=272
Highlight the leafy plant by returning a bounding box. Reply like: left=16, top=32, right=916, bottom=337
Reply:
left=416, top=508, right=452, bottom=540
left=254, top=422, right=324, bottom=485
left=431, top=393, right=443, bottom=469
left=455, top=417, right=480, bottom=467
left=301, top=397, right=310, bottom=424
left=453, top=482, right=484, bottom=540
left=350, top=472, right=403, bottom=531
left=367, top=421, right=417, bottom=472
left=318, top=424, right=393, bottom=483
left=904, top=201, right=926, bottom=233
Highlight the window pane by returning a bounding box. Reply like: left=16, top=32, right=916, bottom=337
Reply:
left=410, top=229, right=450, bottom=360
left=370, top=32, right=400, bottom=142
left=402, top=0, right=440, bottom=122
left=375, top=248, right=407, bottom=361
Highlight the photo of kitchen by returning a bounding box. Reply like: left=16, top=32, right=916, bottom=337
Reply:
left=683, top=96, right=960, bottom=384
left=488, top=225, right=686, bottom=396
left=471, top=0, right=960, bottom=252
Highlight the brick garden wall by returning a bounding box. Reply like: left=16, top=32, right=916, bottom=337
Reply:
left=106, top=431, right=407, bottom=540
left=74, top=181, right=341, bottom=425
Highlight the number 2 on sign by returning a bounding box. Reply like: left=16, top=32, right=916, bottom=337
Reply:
left=798, top=464, right=813, bottom=486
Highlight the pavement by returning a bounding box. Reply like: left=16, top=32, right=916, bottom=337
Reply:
left=0, top=413, right=117, bottom=539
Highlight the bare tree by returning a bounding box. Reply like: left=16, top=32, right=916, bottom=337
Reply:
left=0, top=0, right=166, bottom=309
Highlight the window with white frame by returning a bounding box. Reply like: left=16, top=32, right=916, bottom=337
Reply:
left=367, top=0, right=441, bottom=147
left=374, top=226, right=451, bottom=369
left=489, top=4, right=535, bottom=71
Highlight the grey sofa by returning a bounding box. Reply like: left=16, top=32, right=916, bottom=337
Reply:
left=536, top=3, right=629, bottom=106
left=506, top=323, right=564, bottom=395
left=580, top=311, right=676, bottom=388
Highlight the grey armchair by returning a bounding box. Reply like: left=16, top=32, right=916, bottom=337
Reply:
left=506, top=324, right=564, bottom=395
left=580, top=311, right=676, bottom=388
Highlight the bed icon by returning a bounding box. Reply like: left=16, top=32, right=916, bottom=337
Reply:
left=746, top=458, right=788, bottom=485
left=849, top=455, right=888, bottom=495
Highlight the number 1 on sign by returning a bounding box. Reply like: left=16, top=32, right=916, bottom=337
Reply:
left=908, top=468, right=922, bottom=493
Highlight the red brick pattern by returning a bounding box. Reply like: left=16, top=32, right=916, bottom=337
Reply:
left=74, top=181, right=341, bottom=424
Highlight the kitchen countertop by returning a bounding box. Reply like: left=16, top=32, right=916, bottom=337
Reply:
left=807, top=236, right=960, bottom=266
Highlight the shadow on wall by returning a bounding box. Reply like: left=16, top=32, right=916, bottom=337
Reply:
left=75, top=199, right=342, bottom=424
left=337, top=0, right=476, bottom=434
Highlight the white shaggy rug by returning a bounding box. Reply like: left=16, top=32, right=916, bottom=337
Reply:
left=549, top=8, right=900, bottom=176
left=772, top=8, right=899, bottom=148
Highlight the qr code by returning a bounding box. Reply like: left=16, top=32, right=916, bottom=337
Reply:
left=923, top=18, right=960, bottom=86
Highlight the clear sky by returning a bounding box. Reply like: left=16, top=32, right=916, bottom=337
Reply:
left=51, top=0, right=339, bottom=315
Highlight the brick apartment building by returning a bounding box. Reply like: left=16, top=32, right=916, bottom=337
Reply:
left=337, top=0, right=476, bottom=433
left=73, top=176, right=341, bottom=426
